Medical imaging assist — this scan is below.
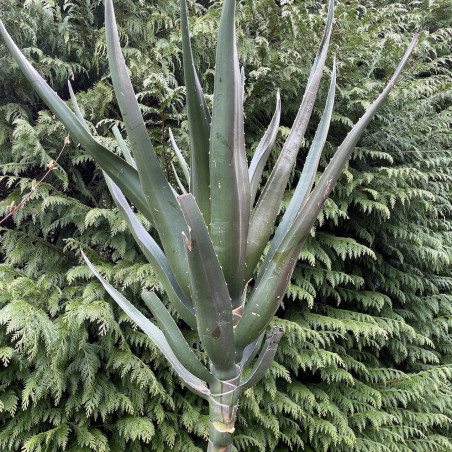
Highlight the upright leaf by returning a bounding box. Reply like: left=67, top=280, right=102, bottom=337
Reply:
left=248, top=90, right=281, bottom=206
left=235, top=32, right=419, bottom=350
left=169, top=128, right=190, bottom=186
left=245, top=0, right=334, bottom=279
left=178, top=194, right=236, bottom=380
left=180, top=0, right=211, bottom=219
left=111, top=125, right=136, bottom=168
left=67, top=81, right=90, bottom=133
left=259, top=61, right=336, bottom=280
left=281, top=32, right=420, bottom=256
left=209, top=0, right=250, bottom=307
left=105, top=0, right=190, bottom=294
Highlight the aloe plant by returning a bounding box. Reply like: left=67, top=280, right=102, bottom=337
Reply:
left=0, top=0, right=419, bottom=450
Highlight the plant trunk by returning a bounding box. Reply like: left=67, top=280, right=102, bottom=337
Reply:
left=207, top=375, right=240, bottom=451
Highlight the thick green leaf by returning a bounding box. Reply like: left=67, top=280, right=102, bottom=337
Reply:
left=248, top=90, right=281, bottom=206
left=0, top=20, right=153, bottom=223
left=245, top=0, right=334, bottom=279
left=236, top=32, right=419, bottom=349
left=169, top=128, right=190, bottom=186
left=280, top=32, right=420, bottom=256
left=209, top=0, right=250, bottom=307
left=238, top=326, right=284, bottom=393
left=81, top=250, right=210, bottom=400
left=235, top=245, right=300, bottom=351
left=180, top=0, right=211, bottom=220
left=142, top=290, right=212, bottom=383
left=105, top=0, right=190, bottom=294
left=104, top=175, right=197, bottom=330
left=178, top=194, right=236, bottom=380
left=259, top=61, right=336, bottom=280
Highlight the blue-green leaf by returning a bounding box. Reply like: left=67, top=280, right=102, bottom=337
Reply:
left=0, top=20, right=152, bottom=223
left=236, top=32, right=419, bottom=349
left=238, top=326, right=284, bottom=393
left=67, top=81, right=90, bottom=132
left=259, top=61, right=336, bottom=279
left=169, top=128, right=190, bottom=186
left=171, top=162, right=188, bottom=194
left=245, top=0, right=334, bottom=279
left=209, top=0, right=250, bottom=307
left=104, top=175, right=196, bottom=330
left=142, top=290, right=212, bottom=383
left=81, top=250, right=210, bottom=400
left=105, top=0, right=190, bottom=294
left=180, top=0, right=211, bottom=219
left=112, top=125, right=135, bottom=168
left=178, top=194, right=236, bottom=380
left=248, top=90, right=281, bottom=206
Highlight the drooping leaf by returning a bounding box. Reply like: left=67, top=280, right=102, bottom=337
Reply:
left=81, top=250, right=210, bottom=400
left=0, top=20, right=153, bottom=223
left=104, top=175, right=196, bottom=330
left=142, top=290, right=212, bottom=382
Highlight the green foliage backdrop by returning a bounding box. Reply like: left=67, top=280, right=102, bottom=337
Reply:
left=0, top=0, right=451, bottom=450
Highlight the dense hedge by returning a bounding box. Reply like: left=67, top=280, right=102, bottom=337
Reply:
left=0, top=0, right=451, bottom=451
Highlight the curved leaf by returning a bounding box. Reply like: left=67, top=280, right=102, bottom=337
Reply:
left=239, top=332, right=265, bottom=370
left=238, top=326, right=284, bottom=393
left=104, top=175, right=197, bottom=330
left=171, top=162, right=188, bottom=194
left=81, top=250, right=210, bottom=400
left=0, top=20, right=153, bottom=223
left=105, top=0, right=190, bottom=294
left=142, top=290, right=212, bottom=383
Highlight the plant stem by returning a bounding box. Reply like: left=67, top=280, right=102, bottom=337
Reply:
left=207, top=375, right=240, bottom=452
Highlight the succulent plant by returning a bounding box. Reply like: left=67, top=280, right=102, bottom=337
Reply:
left=0, top=0, right=418, bottom=450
